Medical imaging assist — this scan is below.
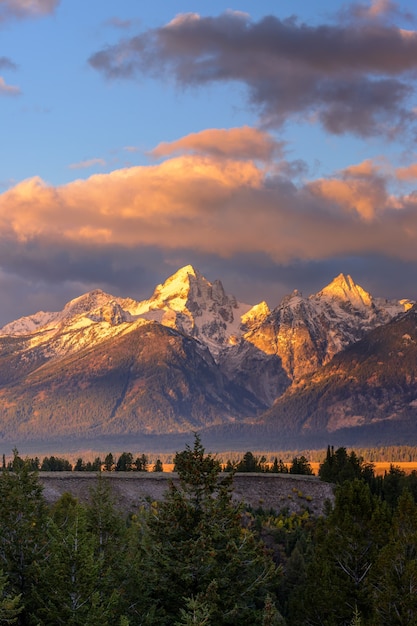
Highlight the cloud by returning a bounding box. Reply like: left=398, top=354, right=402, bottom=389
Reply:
left=1, top=126, right=417, bottom=324
left=396, top=163, right=417, bottom=180
left=68, top=158, right=106, bottom=170
left=338, top=0, right=414, bottom=23
left=0, top=76, right=21, bottom=95
left=307, top=159, right=392, bottom=220
left=89, top=9, right=417, bottom=138
left=150, top=126, right=284, bottom=161
left=1, top=127, right=417, bottom=277
left=0, top=0, right=59, bottom=21
left=0, top=56, right=17, bottom=70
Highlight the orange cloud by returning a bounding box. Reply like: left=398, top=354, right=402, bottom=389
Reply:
left=308, top=160, right=390, bottom=220
left=151, top=126, right=284, bottom=162
left=0, top=156, right=264, bottom=251
left=1, top=132, right=417, bottom=270
left=396, top=163, right=417, bottom=180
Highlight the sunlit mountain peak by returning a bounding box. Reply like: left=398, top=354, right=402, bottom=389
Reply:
left=318, top=273, right=372, bottom=307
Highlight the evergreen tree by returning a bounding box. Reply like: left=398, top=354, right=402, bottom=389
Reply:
left=33, top=502, right=118, bottom=625
left=73, top=458, right=86, bottom=472
left=115, top=452, right=133, bottom=472
left=141, top=434, right=280, bottom=625
left=0, top=450, right=49, bottom=624
left=292, top=480, right=389, bottom=625
left=319, top=447, right=374, bottom=485
left=40, top=456, right=72, bottom=471
left=236, top=451, right=267, bottom=472
left=103, top=453, right=114, bottom=472
left=0, top=569, right=22, bottom=624
left=134, top=454, right=148, bottom=472
left=152, top=459, right=163, bottom=472
left=372, top=489, right=417, bottom=624
left=289, top=456, right=313, bottom=475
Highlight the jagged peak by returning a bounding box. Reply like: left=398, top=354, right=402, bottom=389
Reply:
left=151, top=265, right=203, bottom=301
left=317, top=273, right=372, bottom=307
left=61, top=289, right=114, bottom=317
left=279, top=289, right=304, bottom=307
left=241, top=301, right=270, bottom=326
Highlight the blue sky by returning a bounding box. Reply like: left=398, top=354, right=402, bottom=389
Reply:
left=1, top=0, right=417, bottom=325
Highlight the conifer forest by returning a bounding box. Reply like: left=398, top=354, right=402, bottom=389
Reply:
left=1, top=437, right=417, bottom=625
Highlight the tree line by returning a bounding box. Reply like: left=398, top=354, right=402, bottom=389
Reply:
left=2, top=448, right=314, bottom=475
left=2, top=450, right=164, bottom=473
left=2, top=439, right=417, bottom=624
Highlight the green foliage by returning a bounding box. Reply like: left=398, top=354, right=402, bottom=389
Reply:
left=103, top=453, right=114, bottom=471
left=115, top=452, right=134, bottom=472
left=40, top=455, right=72, bottom=471
left=0, top=570, right=22, bottom=624
left=152, top=458, right=163, bottom=472
left=271, top=457, right=288, bottom=473
left=174, top=593, right=213, bottom=626
left=5, top=440, right=417, bottom=624
left=143, top=434, right=281, bottom=625
left=319, top=446, right=374, bottom=484
left=33, top=504, right=118, bottom=625
left=0, top=449, right=49, bottom=623
left=235, top=451, right=268, bottom=472
left=289, top=455, right=313, bottom=475
left=134, top=454, right=148, bottom=471
left=349, top=606, right=362, bottom=626
left=371, top=489, right=417, bottom=624
left=289, top=479, right=390, bottom=625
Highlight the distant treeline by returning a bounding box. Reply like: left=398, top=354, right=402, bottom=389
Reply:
left=1, top=448, right=314, bottom=475
left=1, top=449, right=163, bottom=473
left=3, top=444, right=417, bottom=474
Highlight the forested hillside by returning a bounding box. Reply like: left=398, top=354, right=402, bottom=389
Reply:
left=2, top=438, right=417, bottom=625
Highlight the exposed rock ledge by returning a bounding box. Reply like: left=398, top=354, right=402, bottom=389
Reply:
left=39, top=472, right=334, bottom=516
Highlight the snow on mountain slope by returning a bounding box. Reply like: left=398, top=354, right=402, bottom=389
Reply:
left=0, top=268, right=412, bottom=394
left=0, top=289, right=143, bottom=365
left=240, top=273, right=412, bottom=381
left=131, top=265, right=255, bottom=356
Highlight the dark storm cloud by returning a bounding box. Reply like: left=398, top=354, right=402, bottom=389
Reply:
left=89, top=9, right=417, bottom=137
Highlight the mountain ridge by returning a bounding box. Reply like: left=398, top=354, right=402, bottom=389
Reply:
left=0, top=265, right=415, bottom=449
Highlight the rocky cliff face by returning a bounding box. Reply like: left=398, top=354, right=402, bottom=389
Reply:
left=240, top=273, right=411, bottom=382
left=0, top=266, right=413, bottom=446
left=260, top=305, right=417, bottom=446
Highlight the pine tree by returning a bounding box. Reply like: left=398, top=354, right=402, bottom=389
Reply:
left=0, top=569, right=22, bottom=624
left=152, top=459, right=163, bottom=472
left=0, top=450, right=49, bottom=624
left=33, top=502, right=118, bottom=625
left=115, top=452, right=133, bottom=472
left=293, top=480, right=389, bottom=625
left=372, top=489, right=417, bottom=624
left=140, top=434, right=281, bottom=625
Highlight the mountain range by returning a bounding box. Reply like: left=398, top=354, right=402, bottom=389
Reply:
left=0, top=265, right=415, bottom=451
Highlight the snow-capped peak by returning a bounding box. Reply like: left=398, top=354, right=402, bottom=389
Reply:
left=0, top=289, right=133, bottom=337
left=241, top=301, right=270, bottom=330
left=0, top=310, right=58, bottom=336
left=60, top=289, right=116, bottom=320
left=317, top=273, right=372, bottom=308
left=150, top=265, right=198, bottom=303
left=133, top=265, right=252, bottom=355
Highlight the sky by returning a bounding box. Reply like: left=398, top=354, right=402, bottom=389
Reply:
left=1, top=0, right=417, bottom=326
